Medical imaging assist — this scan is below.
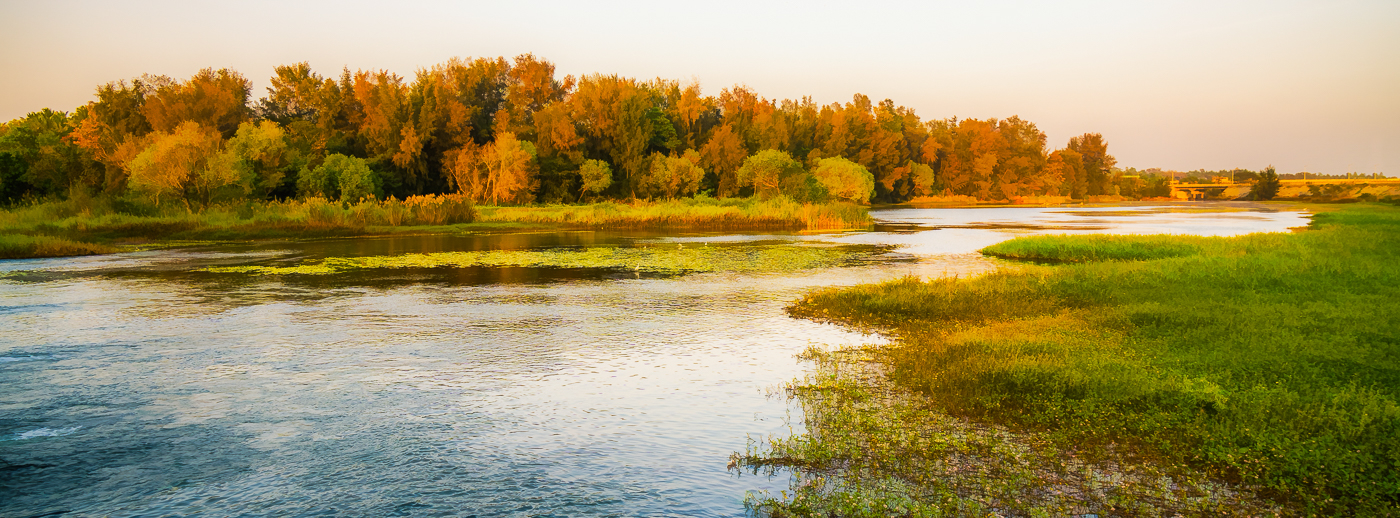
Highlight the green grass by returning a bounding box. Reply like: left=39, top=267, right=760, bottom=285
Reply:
left=476, top=195, right=871, bottom=230
left=981, top=233, right=1208, bottom=263
left=754, top=204, right=1400, bottom=515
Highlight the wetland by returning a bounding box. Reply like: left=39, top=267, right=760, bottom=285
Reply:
left=0, top=204, right=1341, bottom=516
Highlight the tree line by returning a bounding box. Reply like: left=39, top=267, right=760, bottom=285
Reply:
left=0, top=54, right=1124, bottom=208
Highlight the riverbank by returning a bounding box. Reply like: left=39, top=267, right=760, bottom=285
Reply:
left=740, top=203, right=1399, bottom=515
left=0, top=195, right=871, bottom=260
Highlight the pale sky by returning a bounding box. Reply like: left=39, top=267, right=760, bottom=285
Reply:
left=1, top=0, right=1396, bottom=174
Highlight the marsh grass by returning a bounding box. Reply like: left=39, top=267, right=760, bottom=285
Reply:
left=0, top=195, right=869, bottom=259
left=0, top=234, right=115, bottom=259
left=734, top=347, right=1279, bottom=517
left=763, top=204, right=1400, bottom=515
left=475, top=195, right=871, bottom=230
left=199, top=242, right=888, bottom=276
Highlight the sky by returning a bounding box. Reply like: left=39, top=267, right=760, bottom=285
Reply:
left=1, top=0, right=1396, bottom=174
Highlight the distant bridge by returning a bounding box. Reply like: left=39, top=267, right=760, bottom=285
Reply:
left=1169, top=178, right=1400, bottom=200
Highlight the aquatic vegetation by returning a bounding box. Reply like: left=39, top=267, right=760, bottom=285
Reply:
left=768, top=204, right=1400, bottom=514
left=734, top=347, right=1278, bottom=517
left=200, top=243, right=890, bottom=276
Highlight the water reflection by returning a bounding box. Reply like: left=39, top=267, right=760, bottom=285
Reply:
left=0, top=205, right=1308, bottom=516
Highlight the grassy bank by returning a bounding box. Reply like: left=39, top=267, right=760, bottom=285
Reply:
left=0, top=234, right=116, bottom=259
left=743, top=204, right=1399, bottom=515
left=0, top=194, right=870, bottom=259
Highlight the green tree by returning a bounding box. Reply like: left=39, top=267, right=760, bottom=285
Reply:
left=736, top=149, right=803, bottom=199
left=645, top=149, right=705, bottom=199
left=225, top=120, right=288, bottom=197
left=578, top=159, right=612, bottom=200
left=1250, top=166, right=1281, bottom=201
left=299, top=153, right=379, bottom=201
left=811, top=157, right=874, bottom=203
left=0, top=109, right=99, bottom=198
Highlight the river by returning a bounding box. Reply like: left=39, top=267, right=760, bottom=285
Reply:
left=0, top=205, right=1308, bottom=517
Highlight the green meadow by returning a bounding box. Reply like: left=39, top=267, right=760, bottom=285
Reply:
left=740, top=203, right=1400, bottom=515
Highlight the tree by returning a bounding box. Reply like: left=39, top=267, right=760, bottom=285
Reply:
left=479, top=132, right=538, bottom=204
left=699, top=124, right=746, bottom=197
left=578, top=159, right=612, bottom=200
left=496, top=53, right=573, bottom=138
left=0, top=109, right=99, bottom=198
left=571, top=75, right=655, bottom=195
left=1250, top=166, right=1281, bottom=201
left=127, top=121, right=238, bottom=209
left=645, top=149, right=705, bottom=199
left=811, top=157, right=874, bottom=203
left=225, top=120, right=288, bottom=197
left=68, top=78, right=154, bottom=192
left=351, top=70, right=414, bottom=194
left=1047, top=148, right=1085, bottom=199
left=141, top=68, right=251, bottom=138
left=298, top=153, right=379, bottom=201
left=1067, top=133, right=1116, bottom=196
left=736, top=149, right=803, bottom=199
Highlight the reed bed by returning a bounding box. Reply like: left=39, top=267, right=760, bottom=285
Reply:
left=0, top=194, right=868, bottom=259
left=0, top=234, right=115, bottom=259
left=476, top=195, right=871, bottom=230
left=758, top=204, right=1400, bottom=515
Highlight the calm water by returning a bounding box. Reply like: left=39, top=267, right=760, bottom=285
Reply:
left=0, top=205, right=1308, bottom=517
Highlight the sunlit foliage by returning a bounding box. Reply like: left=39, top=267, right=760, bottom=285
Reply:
left=3, top=54, right=1143, bottom=209
left=811, top=157, right=874, bottom=204
left=126, top=121, right=239, bottom=209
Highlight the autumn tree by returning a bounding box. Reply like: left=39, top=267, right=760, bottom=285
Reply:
left=1048, top=148, right=1085, bottom=199
left=141, top=69, right=251, bottom=138
left=699, top=124, right=747, bottom=197
left=442, top=142, right=483, bottom=200
left=350, top=70, right=415, bottom=194
left=478, top=132, right=538, bottom=204
left=496, top=53, right=573, bottom=139
left=126, top=121, right=239, bottom=209
left=1067, top=133, right=1116, bottom=196
left=571, top=75, right=655, bottom=196
left=68, top=79, right=156, bottom=191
